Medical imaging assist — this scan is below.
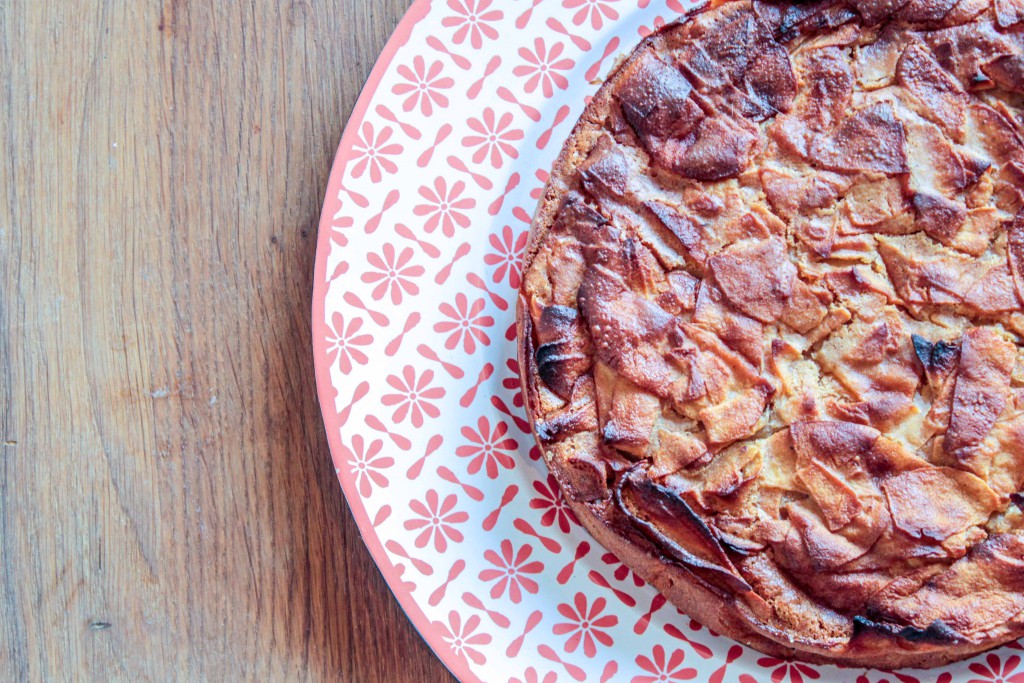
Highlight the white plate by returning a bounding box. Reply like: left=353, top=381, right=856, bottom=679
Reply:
left=312, top=1, right=1024, bottom=681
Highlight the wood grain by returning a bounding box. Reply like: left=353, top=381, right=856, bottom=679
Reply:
left=0, top=1, right=455, bottom=680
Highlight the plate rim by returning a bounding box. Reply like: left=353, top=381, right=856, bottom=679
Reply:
left=311, top=1, right=484, bottom=681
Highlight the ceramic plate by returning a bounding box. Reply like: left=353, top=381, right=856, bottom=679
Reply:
left=312, top=1, right=1023, bottom=681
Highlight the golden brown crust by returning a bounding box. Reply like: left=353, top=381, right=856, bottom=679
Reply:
left=518, top=0, right=1024, bottom=668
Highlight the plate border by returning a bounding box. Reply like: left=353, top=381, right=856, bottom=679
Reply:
left=311, top=2, right=484, bottom=681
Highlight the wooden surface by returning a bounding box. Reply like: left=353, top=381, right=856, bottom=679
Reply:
left=0, top=1, right=457, bottom=680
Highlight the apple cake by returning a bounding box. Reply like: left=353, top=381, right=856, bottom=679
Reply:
left=517, top=0, right=1024, bottom=668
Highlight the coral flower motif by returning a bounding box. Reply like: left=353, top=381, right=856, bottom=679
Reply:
left=392, top=55, right=454, bottom=116
left=639, top=15, right=668, bottom=39
left=478, top=539, right=543, bottom=603
left=436, top=610, right=492, bottom=665
left=553, top=592, right=618, bottom=656
left=349, top=122, right=402, bottom=182
left=564, top=0, right=621, bottom=30
left=530, top=473, right=580, bottom=533
left=361, top=244, right=424, bottom=305
left=755, top=658, right=821, bottom=683
left=969, top=654, right=1024, bottom=683
left=413, top=178, right=476, bottom=237
left=434, top=293, right=494, bottom=354
left=342, top=435, right=393, bottom=498
left=381, top=365, right=445, bottom=427
left=456, top=416, right=517, bottom=478
left=462, top=108, right=524, bottom=169
left=602, top=552, right=645, bottom=588
left=513, top=39, right=574, bottom=98
left=485, top=224, right=529, bottom=289
left=530, top=168, right=551, bottom=200
left=510, top=668, right=557, bottom=683
left=502, top=357, right=524, bottom=408
left=442, top=0, right=503, bottom=49
left=325, top=312, right=372, bottom=374
left=633, top=645, right=697, bottom=683
left=404, top=489, right=469, bottom=552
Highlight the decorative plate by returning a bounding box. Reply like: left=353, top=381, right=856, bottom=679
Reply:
left=312, top=1, right=1024, bottom=681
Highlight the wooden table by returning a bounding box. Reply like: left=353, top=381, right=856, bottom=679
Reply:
left=1, top=1, right=455, bottom=680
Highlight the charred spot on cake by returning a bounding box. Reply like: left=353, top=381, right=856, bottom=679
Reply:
left=851, top=616, right=965, bottom=645
left=911, top=334, right=960, bottom=381
left=896, top=621, right=967, bottom=645
left=535, top=305, right=592, bottom=401
left=616, top=467, right=753, bottom=595
left=854, top=617, right=966, bottom=645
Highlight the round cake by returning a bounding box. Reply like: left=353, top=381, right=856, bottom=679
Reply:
left=517, top=0, right=1024, bottom=668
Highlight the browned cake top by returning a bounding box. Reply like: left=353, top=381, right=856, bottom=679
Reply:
left=520, top=0, right=1024, bottom=661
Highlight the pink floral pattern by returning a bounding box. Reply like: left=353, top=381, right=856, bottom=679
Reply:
left=564, top=0, right=621, bottom=30
left=502, top=357, right=525, bottom=408
left=633, top=645, right=697, bottom=683
left=479, top=539, right=544, bottom=603
left=457, top=416, right=517, bottom=478
left=434, top=293, right=494, bottom=353
left=405, top=490, right=469, bottom=552
left=485, top=225, right=529, bottom=289
left=602, top=552, right=645, bottom=588
left=442, top=0, right=503, bottom=49
left=638, top=14, right=668, bottom=38
left=325, top=312, right=372, bottom=374
left=350, top=122, right=402, bottom=182
left=553, top=593, right=619, bottom=656
left=514, top=39, right=574, bottom=98
left=393, top=56, right=454, bottom=115
left=969, top=654, right=1024, bottom=683
left=414, top=177, right=475, bottom=237
left=437, top=610, right=493, bottom=665
left=382, top=365, right=445, bottom=427
left=343, top=435, right=393, bottom=497
left=361, top=244, right=424, bottom=305
left=531, top=473, right=580, bottom=533
left=756, top=658, right=821, bottom=683
left=510, top=668, right=557, bottom=683
left=463, top=108, right=524, bottom=168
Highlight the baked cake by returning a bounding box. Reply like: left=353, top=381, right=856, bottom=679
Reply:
left=517, top=0, right=1024, bottom=668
